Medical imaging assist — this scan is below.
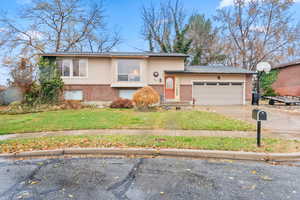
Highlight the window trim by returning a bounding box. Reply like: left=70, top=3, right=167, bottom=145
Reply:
left=117, top=59, right=141, bottom=82
left=64, top=90, right=83, bottom=101
left=60, top=58, right=88, bottom=79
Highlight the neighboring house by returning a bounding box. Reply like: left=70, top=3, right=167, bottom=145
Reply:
left=272, top=60, right=300, bottom=96
left=41, top=52, right=255, bottom=105
left=0, top=85, right=6, bottom=105
left=0, top=85, right=6, bottom=92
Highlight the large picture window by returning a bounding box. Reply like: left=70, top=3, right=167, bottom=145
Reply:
left=58, top=59, right=87, bottom=78
left=118, top=60, right=140, bottom=81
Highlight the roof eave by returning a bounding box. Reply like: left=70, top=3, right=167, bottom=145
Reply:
left=165, top=71, right=256, bottom=74
left=39, top=53, right=188, bottom=58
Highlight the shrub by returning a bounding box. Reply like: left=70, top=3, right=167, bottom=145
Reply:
left=38, top=57, right=64, bottom=104
left=133, top=86, right=160, bottom=111
left=260, top=70, right=279, bottom=96
left=110, top=98, right=133, bottom=109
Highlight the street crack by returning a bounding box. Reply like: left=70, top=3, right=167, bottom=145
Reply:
left=107, top=158, right=144, bottom=200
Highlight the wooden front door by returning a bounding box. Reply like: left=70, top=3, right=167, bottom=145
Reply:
left=165, top=76, right=175, bottom=99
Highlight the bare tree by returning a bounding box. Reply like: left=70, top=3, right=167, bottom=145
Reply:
left=0, top=0, right=121, bottom=59
left=215, top=0, right=300, bottom=70
left=141, top=0, right=191, bottom=54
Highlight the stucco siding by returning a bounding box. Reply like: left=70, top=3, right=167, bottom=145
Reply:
left=147, top=57, right=185, bottom=85
left=62, top=58, right=111, bottom=85
left=272, top=65, right=300, bottom=96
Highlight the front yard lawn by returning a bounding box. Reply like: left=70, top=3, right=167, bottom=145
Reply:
left=1, top=135, right=299, bottom=153
left=0, top=108, right=255, bottom=135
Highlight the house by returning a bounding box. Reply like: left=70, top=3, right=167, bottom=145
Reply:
left=41, top=52, right=255, bottom=105
left=0, top=85, right=6, bottom=92
left=272, top=60, right=300, bottom=96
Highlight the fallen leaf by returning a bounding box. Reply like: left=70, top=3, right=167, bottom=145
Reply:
left=251, top=170, right=257, bottom=174
left=260, top=176, right=272, bottom=181
left=30, top=181, right=39, bottom=185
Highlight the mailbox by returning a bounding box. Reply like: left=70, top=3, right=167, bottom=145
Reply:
left=252, top=109, right=267, bottom=121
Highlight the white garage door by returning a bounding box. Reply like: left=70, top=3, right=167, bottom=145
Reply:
left=193, top=82, right=244, bottom=105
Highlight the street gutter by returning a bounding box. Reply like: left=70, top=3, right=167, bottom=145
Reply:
left=0, top=148, right=300, bottom=162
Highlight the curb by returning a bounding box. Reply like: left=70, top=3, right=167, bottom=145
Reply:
left=1, top=148, right=300, bottom=161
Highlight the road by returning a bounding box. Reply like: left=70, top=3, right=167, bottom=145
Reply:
left=0, top=156, right=299, bottom=200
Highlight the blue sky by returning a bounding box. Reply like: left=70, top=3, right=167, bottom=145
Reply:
left=1, top=0, right=300, bottom=85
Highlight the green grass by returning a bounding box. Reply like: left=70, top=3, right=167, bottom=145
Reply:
left=0, top=108, right=255, bottom=135
left=1, top=135, right=299, bottom=153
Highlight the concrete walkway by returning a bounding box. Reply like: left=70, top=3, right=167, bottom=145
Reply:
left=1, top=128, right=299, bottom=141
left=197, top=105, right=300, bottom=140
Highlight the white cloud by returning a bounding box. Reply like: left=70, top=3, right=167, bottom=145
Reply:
left=218, top=0, right=300, bottom=9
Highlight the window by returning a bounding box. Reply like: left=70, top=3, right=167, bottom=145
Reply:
left=58, top=59, right=87, bottom=78
left=219, top=82, right=230, bottom=86
left=64, top=90, right=83, bottom=100
left=118, top=60, right=140, bottom=81
left=206, top=82, right=218, bottom=86
left=119, top=89, right=137, bottom=99
left=62, top=60, right=71, bottom=77
left=166, top=77, right=174, bottom=89
left=231, top=82, right=243, bottom=86
left=194, top=82, right=205, bottom=85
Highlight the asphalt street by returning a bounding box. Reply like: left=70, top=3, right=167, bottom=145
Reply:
left=0, top=156, right=299, bottom=200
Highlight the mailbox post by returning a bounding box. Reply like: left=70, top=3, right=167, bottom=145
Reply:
left=252, top=109, right=267, bottom=147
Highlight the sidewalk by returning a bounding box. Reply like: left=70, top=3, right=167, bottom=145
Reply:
left=0, top=128, right=298, bottom=141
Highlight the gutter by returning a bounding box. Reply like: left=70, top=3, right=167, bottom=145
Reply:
left=1, top=148, right=300, bottom=162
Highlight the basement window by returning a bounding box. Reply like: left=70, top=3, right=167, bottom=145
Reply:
left=64, top=90, right=83, bottom=101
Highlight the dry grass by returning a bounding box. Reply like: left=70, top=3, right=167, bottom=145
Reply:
left=1, top=135, right=299, bottom=154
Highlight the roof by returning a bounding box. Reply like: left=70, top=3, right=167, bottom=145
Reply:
left=166, top=65, right=256, bottom=74
left=273, top=60, right=300, bottom=70
left=41, top=52, right=188, bottom=58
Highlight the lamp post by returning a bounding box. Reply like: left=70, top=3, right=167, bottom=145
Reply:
left=255, top=62, right=271, bottom=106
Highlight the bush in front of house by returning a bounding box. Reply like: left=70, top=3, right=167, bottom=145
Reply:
left=110, top=98, right=134, bottom=109
left=133, top=86, right=160, bottom=111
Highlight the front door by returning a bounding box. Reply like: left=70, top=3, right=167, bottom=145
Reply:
left=165, top=76, right=175, bottom=99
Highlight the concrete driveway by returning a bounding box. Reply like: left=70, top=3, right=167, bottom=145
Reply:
left=0, top=157, right=299, bottom=200
left=198, top=105, right=300, bottom=139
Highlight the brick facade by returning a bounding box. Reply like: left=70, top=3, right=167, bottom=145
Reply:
left=180, top=85, right=193, bottom=101
left=64, top=76, right=253, bottom=103
left=149, top=84, right=164, bottom=97
left=272, top=65, right=300, bottom=96
left=64, top=85, right=119, bottom=101
left=245, top=74, right=253, bottom=101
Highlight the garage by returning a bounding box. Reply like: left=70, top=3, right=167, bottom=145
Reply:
left=193, top=82, right=244, bottom=105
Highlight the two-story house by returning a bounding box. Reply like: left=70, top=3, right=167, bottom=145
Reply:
left=41, top=52, right=255, bottom=105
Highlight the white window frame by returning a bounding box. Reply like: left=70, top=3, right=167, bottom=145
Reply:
left=64, top=90, right=83, bottom=101
left=117, top=59, right=141, bottom=82
left=61, top=59, right=88, bottom=78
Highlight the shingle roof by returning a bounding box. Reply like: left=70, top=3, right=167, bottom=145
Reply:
left=41, top=52, right=188, bottom=58
left=272, top=60, right=300, bottom=69
left=166, top=65, right=256, bottom=74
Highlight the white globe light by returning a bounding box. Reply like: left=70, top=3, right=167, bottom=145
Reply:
left=257, top=62, right=271, bottom=73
